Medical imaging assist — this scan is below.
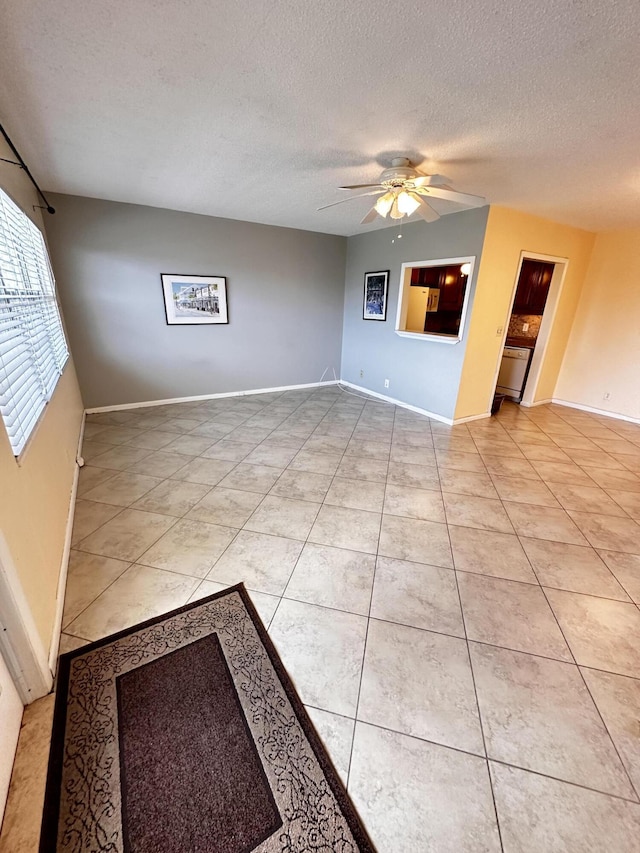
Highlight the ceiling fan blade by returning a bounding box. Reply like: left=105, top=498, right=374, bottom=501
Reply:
left=338, top=184, right=383, bottom=190
left=414, top=195, right=440, bottom=223
left=360, top=206, right=379, bottom=224
left=413, top=174, right=450, bottom=187
left=317, top=189, right=384, bottom=211
left=416, top=186, right=486, bottom=207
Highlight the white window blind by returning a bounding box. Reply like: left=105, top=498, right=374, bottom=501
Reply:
left=0, top=188, right=68, bottom=457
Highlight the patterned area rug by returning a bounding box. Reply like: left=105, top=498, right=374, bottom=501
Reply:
left=40, top=584, right=375, bottom=852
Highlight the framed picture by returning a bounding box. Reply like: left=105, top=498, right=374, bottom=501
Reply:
left=363, top=270, right=389, bottom=321
left=161, top=274, right=228, bottom=325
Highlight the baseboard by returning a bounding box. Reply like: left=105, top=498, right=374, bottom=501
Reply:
left=48, top=411, right=85, bottom=673
left=338, top=381, right=455, bottom=424
left=85, top=380, right=339, bottom=414
left=551, top=398, right=640, bottom=425
left=520, top=398, right=553, bottom=408
left=452, top=412, right=492, bottom=424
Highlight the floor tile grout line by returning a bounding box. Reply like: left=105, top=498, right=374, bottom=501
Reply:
left=456, top=559, right=636, bottom=605
left=59, top=628, right=94, bottom=644
left=533, top=564, right=640, bottom=804
left=434, top=444, right=505, bottom=852
left=259, top=391, right=368, bottom=636
left=344, top=401, right=397, bottom=789
left=168, top=580, right=628, bottom=670
left=487, top=755, right=640, bottom=806
left=507, top=460, right=640, bottom=804
left=71, top=499, right=129, bottom=546
left=80, top=472, right=197, bottom=514
left=60, top=558, right=132, bottom=636
left=512, top=531, right=635, bottom=601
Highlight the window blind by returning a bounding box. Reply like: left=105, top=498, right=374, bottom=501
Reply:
left=0, top=188, right=68, bottom=456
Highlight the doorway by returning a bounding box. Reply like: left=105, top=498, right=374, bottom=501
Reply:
left=491, top=252, right=568, bottom=408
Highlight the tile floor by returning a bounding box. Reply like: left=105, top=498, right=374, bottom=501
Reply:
left=3, top=386, right=640, bottom=851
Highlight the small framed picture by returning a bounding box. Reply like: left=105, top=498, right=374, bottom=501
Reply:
left=363, top=270, right=389, bottom=321
left=161, top=274, right=228, bottom=325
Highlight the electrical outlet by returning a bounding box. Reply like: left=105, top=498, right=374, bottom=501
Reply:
left=384, top=379, right=390, bottom=388
left=496, top=326, right=504, bottom=336
left=359, top=369, right=364, bottom=378
left=603, top=392, right=611, bottom=401
left=522, top=323, right=529, bottom=332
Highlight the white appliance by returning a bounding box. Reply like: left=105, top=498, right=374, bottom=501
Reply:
left=496, top=346, right=532, bottom=400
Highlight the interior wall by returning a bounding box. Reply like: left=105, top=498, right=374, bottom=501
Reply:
left=45, top=195, right=347, bottom=408
left=555, top=227, right=640, bottom=420
left=454, top=206, right=595, bottom=419
left=0, top=141, right=84, bottom=656
left=340, top=208, right=489, bottom=420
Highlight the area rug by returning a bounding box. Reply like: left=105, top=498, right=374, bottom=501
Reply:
left=40, top=584, right=375, bottom=852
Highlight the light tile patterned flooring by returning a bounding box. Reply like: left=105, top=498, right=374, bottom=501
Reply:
left=4, top=386, right=640, bottom=851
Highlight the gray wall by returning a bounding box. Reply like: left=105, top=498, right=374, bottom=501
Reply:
left=46, top=195, right=346, bottom=407
left=341, top=208, right=489, bottom=420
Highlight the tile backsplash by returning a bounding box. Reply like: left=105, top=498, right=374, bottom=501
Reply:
left=508, top=313, right=542, bottom=339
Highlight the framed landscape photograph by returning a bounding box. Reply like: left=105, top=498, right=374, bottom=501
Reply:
left=363, top=270, right=389, bottom=321
left=161, top=274, right=228, bottom=325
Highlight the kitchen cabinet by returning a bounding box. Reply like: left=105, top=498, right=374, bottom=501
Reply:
left=438, top=267, right=466, bottom=311
left=513, top=260, right=554, bottom=315
left=411, top=266, right=440, bottom=287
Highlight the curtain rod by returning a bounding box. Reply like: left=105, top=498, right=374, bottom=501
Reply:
left=0, top=122, right=55, bottom=214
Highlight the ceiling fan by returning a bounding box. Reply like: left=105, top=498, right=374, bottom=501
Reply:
left=319, top=157, right=486, bottom=224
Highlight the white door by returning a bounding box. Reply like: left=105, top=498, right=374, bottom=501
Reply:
left=0, top=651, right=23, bottom=823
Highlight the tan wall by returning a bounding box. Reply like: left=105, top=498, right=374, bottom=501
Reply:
left=0, top=138, right=84, bottom=655
left=555, top=228, right=640, bottom=420
left=455, top=206, right=595, bottom=419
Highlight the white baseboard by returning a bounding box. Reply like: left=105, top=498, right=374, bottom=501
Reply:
left=339, top=381, right=456, bottom=424
left=551, top=398, right=640, bottom=425
left=453, top=412, right=492, bottom=424
left=520, top=398, right=553, bottom=408
left=48, top=411, right=85, bottom=673
left=85, top=380, right=339, bottom=414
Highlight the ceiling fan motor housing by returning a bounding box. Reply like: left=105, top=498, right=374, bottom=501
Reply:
left=379, top=158, right=420, bottom=188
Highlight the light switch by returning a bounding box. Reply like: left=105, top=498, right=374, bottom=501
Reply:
left=496, top=326, right=504, bottom=336
left=522, top=323, right=529, bottom=332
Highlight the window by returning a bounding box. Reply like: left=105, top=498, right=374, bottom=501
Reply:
left=0, top=188, right=68, bottom=456
left=395, top=256, right=475, bottom=344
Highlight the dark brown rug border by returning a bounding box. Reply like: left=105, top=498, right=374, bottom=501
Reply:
left=39, top=583, right=377, bottom=852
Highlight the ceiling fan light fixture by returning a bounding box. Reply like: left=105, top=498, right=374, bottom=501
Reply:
left=397, top=191, right=421, bottom=216
left=389, top=197, right=404, bottom=219
left=319, top=156, right=486, bottom=225
left=374, top=192, right=394, bottom=216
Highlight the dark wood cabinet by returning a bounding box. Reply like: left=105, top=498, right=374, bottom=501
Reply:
left=513, top=260, right=553, bottom=315
left=411, top=266, right=441, bottom=287
left=438, top=267, right=466, bottom=311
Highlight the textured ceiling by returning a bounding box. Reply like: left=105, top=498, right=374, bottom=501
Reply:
left=1, top=0, right=639, bottom=236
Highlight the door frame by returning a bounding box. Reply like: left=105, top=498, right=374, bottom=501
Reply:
left=488, top=251, right=569, bottom=409
left=0, top=532, right=52, bottom=704
left=0, top=648, right=23, bottom=824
